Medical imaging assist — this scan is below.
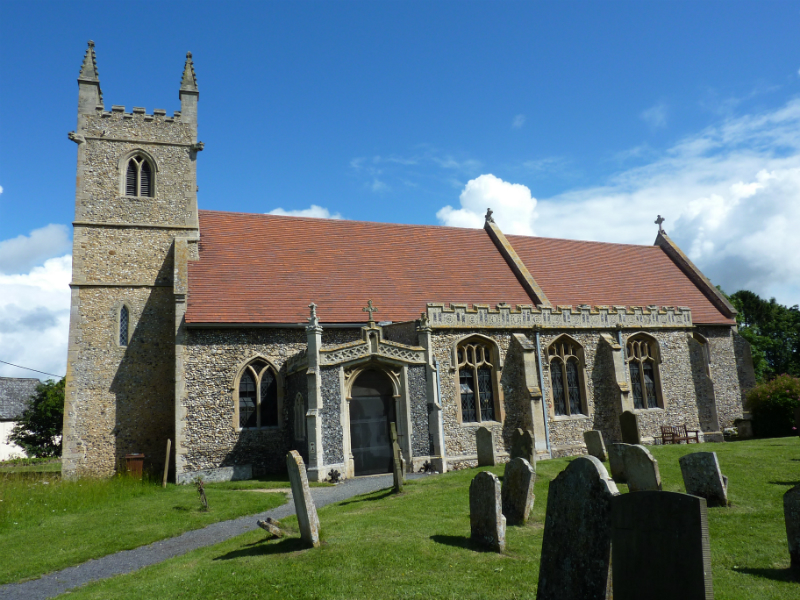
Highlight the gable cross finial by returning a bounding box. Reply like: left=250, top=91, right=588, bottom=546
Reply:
left=485, top=208, right=495, bottom=223
left=362, top=300, right=378, bottom=325
left=655, top=215, right=666, bottom=234
left=307, top=302, right=318, bottom=327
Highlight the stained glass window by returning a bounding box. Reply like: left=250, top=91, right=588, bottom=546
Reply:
left=239, top=372, right=257, bottom=428
left=550, top=360, right=566, bottom=416
left=456, top=341, right=495, bottom=422
left=627, top=337, right=661, bottom=410
left=566, top=358, right=582, bottom=415
left=478, top=367, right=494, bottom=421
left=459, top=367, right=477, bottom=422
left=547, top=338, right=585, bottom=416
left=630, top=361, right=644, bottom=409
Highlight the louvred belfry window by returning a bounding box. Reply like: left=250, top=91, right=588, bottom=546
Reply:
left=238, top=359, right=280, bottom=429
left=125, top=155, right=154, bottom=197
left=547, top=337, right=586, bottom=417
left=457, top=341, right=497, bottom=423
left=626, top=336, right=662, bottom=410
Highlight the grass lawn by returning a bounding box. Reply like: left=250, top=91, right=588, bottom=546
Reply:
left=0, top=458, right=62, bottom=474
left=0, top=474, right=288, bottom=584
left=56, top=438, right=800, bottom=600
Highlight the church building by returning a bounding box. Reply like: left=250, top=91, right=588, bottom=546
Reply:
left=62, top=43, right=755, bottom=483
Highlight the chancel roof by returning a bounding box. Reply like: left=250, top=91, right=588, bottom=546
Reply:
left=186, top=210, right=735, bottom=326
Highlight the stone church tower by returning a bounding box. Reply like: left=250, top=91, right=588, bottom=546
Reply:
left=62, top=42, right=202, bottom=478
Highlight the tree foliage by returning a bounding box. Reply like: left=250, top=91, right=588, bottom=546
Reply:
left=745, top=374, right=800, bottom=437
left=9, top=378, right=65, bottom=458
left=728, top=290, right=800, bottom=382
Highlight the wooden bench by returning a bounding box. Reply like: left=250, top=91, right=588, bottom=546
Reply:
left=661, top=425, right=700, bottom=445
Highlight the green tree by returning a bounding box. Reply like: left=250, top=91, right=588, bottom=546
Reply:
left=9, top=378, right=65, bottom=457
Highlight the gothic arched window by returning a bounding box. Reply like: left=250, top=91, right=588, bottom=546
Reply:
left=124, top=155, right=154, bottom=197
left=626, top=335, right=663, bottom=410
left=237, top=359, right=280, bottom=429
left=547, top=336, right=587, bottom=417
left=456, top=340, right=499, bottom=423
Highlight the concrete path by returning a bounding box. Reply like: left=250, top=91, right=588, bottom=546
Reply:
left=1, top=473, right=416, bottom=600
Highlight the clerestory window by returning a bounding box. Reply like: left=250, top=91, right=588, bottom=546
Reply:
left=125, top=155, right=154, bottom=197
left=547, top=336, right=587, bottom=417
left=237, top=359, right=279, bottom=429
left=457, top=341, right=498, bottom=423
left=627, top=335, right=663, bottom=409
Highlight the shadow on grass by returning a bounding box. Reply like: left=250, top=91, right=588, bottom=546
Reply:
left=430, top=534, right=498, bottom=553
left=733, top=566, right=797, bottom=583
left=337, top=489, right=395, bottom=506
left=214, top=537, right=308, bottom=560
left=172, top=506, right=191, bottom=512
left=769, top=481, right=800, bottom=486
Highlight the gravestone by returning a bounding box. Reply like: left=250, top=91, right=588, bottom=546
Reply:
left=510, top=428, right=536, bottom=466
left=469, top=471, right=506, bottom=552
left=286, top=450, right=320, bottom=548
left=536, top=456, right=618, bottom=600
left=390, top=422, right=404, bottom=493
left=785, top=484, right=800, bottom=580
left=619, top=411, right=641, bottom=445
left=612, top=491, right=714, bottom=599
left=608, top=443, right=629, bottom=483
left=622, top=444, right=661, bottom=492
left=476, top=426, right=496, bottom=467
left=584, top=430, right=608, bottom=462
left=501, top=457, right=535, bottom=526
left=679, top=452, right=728, bottom=507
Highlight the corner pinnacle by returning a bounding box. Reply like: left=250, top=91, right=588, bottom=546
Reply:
left=180, top=51, right=198, bottom=94
left=78, top=40, right=102, bottom=101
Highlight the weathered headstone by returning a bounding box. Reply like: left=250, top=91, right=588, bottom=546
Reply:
left=608, top=443, right=629, bottom=483
left=619, top=410, right=641, bottom=445
left=476, top=426, right=496, bottom=467
left=536, top=456, right=618, bottom=600
left=622, top=444, right=661, bottom=492
left=469, top=471, right=506, bottom=552
left=502, top=457, right=535, bottom=526
left=510, top=428, right=536, bottom=466
left=584, top=430, right=608, bottom=462
left=680, top=452, right=728, bottom=507
left=612, top=491, right=714, bottom=599
left=785, top=484, right=800, bottom=580
left=256, top=517, right=283, bottom=538
left=286, top=450, right=320, bottom=548
left=390, top=422, right=404, bottom=493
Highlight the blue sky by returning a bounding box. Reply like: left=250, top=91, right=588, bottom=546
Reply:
left=1, top=1, right=800, bottom=378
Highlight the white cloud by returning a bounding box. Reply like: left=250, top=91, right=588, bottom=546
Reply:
left=0, top=224, right=71, bottom=275
left=268, top=205, right=343, bottom=219
left=512, top=114, right=526, bottom=129
left=370, top=179, right=389, bottom=192
left=0, top=185, right=4, bottom=194
left=0, top=255, right=71, bottom=379
left=436, top=174, right=537, bottom=235
left=640, top=102, right=668, bottom=129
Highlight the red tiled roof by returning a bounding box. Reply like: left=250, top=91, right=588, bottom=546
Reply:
left=506, top=234, right=734, bottom=325
left=186, top=211, right=535, bottom=324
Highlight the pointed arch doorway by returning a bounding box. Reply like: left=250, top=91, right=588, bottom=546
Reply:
left=350, top=369, right=396, bottom=476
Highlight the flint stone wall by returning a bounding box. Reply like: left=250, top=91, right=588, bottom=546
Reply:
left=697, top=326, right=751, bottom=430
left=407, top=364, right=432, bottom=457
left=320, top=367, right=344, bottom=465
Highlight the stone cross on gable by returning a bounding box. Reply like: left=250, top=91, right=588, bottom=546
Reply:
left=655, top=215, right=666, bottom=234
left=362, top=300, right=378, bottom=325
left=307, top=302, right=319, bottom=327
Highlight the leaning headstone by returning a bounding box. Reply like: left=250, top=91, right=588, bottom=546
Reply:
left=390, top=423, right=404, bottom=493
left=501, top=457, right=535, bottom=526
left=536, top=456, right=618, bottom=600
left=680, top=452, right=729, bottom=507
left=785, top=484, right=800, bottom=581
left=608, top=443, right=629, bottom=483
left=476, top=426, right=496, bottom=467
left=286, top=450, right=320, bottom=548
left=510, top=428, right=536, bottom=466
left=622, top=444, right=662, bottom=492
left=619, top=411, right=641, bottom=445
left=612, top=491, right=714, bottom=599
left=469, top=471, right=506, bottom=552
left=584, top=430, right=608, bottom=462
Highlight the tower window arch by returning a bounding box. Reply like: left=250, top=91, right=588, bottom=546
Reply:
left=547, top=335, right=588, bottom=417
left=235, top=358, right=280, bottom=429
left=455, top=337, right=501, bottom=423
left=123, top=154, right=155, bottom=197
left=626, top=334, right=663, bottom=410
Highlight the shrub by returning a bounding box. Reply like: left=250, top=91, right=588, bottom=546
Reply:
left=745, top=374, right=800, bottom=437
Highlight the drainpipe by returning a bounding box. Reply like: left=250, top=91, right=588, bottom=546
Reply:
left=433, top=356, right=447, bottom=469
left=535, top=329, right=552, bottom=458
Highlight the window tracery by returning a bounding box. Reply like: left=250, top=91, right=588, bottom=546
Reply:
left=626, top=335, right=662, bottom=409
left=237, top=359, right=279, bottom=429
left=547, top=337, right=586, bottom=416
left=124, top=154, right=154, bottom=197
left=456, top=341, right=497, bottom=423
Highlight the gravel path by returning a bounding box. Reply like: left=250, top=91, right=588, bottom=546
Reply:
left=1, top=473, right=416, bottom=600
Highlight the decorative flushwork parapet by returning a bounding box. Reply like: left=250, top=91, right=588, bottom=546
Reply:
left=319, top=337, right=426, bottom=366
left=425, top=303, right=693, bottom=330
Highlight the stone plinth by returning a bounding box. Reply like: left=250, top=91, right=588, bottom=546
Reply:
left=680, top=452, right=728, bottom=507
left=470, top=471, right=506, bottom=552
left=286, top=450, right=320, bottom=548
left=502, top=457, right=535, bottom=526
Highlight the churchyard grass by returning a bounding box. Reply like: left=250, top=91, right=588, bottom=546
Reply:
left=0, top=457, right=61, bottom=474
left=0, top=474, right=287, bottom=584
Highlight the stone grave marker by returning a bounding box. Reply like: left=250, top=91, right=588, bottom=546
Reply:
left=286, top=450, right=320, bottom=548
left=476, top=426, right=496, bottom=467
left=785, top=484, right=800, bottom=580
left=510, top=428, right=536, bottom=466
left=608, top=443, right=629, bottom=483
left=679, top=452, right=728, bottom=507
left=501, top=457, right=535, bottom=526
left=622, top=444, right=661, bottom=492
left=536, top=456, right=618, bottom=600
left=390, top=422, right=404, bottom=493
left=612, top=491, right=714, bottom=599
left=584, top=430, right=608, bottom=462
left=469, top=471, right=506, bottom=552
left=619, top=410, right=641, bottom=445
